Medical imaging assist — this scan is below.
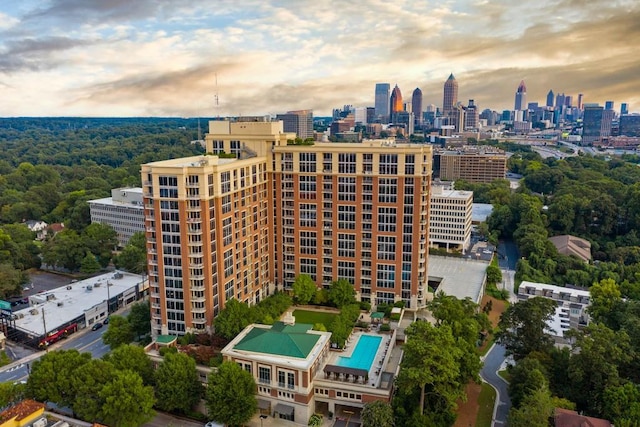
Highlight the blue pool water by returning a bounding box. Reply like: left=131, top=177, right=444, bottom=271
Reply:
left=336, top=335, right=382, bottom=371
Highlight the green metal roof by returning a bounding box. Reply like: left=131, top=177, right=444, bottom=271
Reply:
left=233, top=322, right=320, bottom=358
left=156, top=335, right=178, bottom=345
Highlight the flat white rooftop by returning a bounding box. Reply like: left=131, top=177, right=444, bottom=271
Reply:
left=88, top=197, right=145, bottom=208
left=519, top=281, right=590, bottom=298
left=429, top=255, right=489, bottom=303
left=13, top=271, right=144, bottom=336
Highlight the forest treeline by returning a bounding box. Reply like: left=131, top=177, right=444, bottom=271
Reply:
left=0, top=117, right=204, bottom=296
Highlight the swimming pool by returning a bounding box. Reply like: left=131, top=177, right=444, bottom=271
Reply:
left=336, top=334, right=382, bottom=371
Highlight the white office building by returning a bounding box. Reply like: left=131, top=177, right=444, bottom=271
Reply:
left=89, top=187, right=145, bottom=247
left=429, top=182, right=473, bottom=253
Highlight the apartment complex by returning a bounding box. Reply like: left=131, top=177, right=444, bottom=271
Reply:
left=141, top=119, right=432, bottom=337
left=429, top=182, right=472, bottom=253
left=518, top=281, right=590, bottom=342
left=89, top=187, right=145, bottom=246
left=435, top=146, right=506, bottom=183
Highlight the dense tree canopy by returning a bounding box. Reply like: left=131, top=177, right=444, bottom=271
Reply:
left=206, top=361, right=257, bottom=426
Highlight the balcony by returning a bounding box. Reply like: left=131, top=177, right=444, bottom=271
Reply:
left=185, top=182, right=199, bottom=188
left=190, top=273, right=205, bottom=280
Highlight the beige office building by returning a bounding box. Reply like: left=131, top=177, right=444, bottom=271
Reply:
left=142, top=120, right=432, bottom=337
left=437, top=147, right=506, bottom=183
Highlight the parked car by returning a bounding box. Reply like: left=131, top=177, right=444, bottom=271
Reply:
left=103, top=317, right=110, bottom=325
left=205, top=422, right=224, bottom=427
left=91, top=323, right=103, bottom=331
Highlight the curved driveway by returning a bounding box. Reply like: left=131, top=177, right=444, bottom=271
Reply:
left=481, top=343, right=511, bottom=426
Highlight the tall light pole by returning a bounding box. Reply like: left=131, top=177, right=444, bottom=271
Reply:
left=259, top=414, right=268, bottom=427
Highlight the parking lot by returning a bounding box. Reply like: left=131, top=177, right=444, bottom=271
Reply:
left=7, top=270, right=77, bottom=310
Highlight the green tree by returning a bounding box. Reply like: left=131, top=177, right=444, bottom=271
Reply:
left=0, top=263, right=26, bottom=299
left=397, top=321, right=461, bottom=416
left=206, top=361, right=257, bottom=427
left=71, top=359, right=116, bottom=422
left=567, top=323, right=631, bottom=416
left=293, top=274, right=317, bottom=305
left=508, top=356, right=548, bottom=408
left=361, top=400, right=394, bottom=427
left=97, top=370, right=155, bottom=427
left=103, top=344, right=155, bottom=386
left=0, top=382, right=25, bottom=408
left=329, top=279, right=356, bottom=308
left=589, top=278, right=623, bottom=327
left=102, top=315, right=134, bottom=350
left=496, top=297, right=557, bottom=360
left=214, top=299, right=254, bottom=340
left=486, top=264, right=502, bottom=286
left=128, top=301, right=151, bottom=339
left=42, top=229, right=88, bottom=271
left=83, top=223, right=118, bottom=267
left=26, top=349, right=92, bottom=407
left=603, top=383, right=640, bottom=422
left=115, top=231, right=147, bottom=273
left=508, top=386, right=573, bottom=427
left=154, top=352, right=203, bottom=413
left=80, top=252, right=101, bottom=274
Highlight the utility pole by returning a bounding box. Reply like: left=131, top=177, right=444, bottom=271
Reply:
left=41, top=308, right=48, bottom=353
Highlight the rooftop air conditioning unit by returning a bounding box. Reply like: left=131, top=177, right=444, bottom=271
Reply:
left=86, top=285, right=93, bottom=291
left=33, top=418, right=47, bottom=427
left=94, top=282, right=101, bottom=287
left=66, top=285, right=72, bottom=290
left=57, top=302, right=64, bottom=307
left=29, top=309, right=38, bottom=316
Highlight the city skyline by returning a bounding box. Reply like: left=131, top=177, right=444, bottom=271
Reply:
left=0, top=0, right=638, bottom=117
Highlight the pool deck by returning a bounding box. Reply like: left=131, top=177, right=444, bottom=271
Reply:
left=317, top=328, right=397, bottom=388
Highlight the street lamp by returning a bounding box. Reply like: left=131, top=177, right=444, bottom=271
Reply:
left=259, top=414, right=268, bottom=427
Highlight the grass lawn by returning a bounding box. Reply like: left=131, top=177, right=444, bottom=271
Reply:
left=475, top=382, right=497, bottom=427
left=292, top=309, right=338, bottom=328
left=498, top=369, right=510, bottom=383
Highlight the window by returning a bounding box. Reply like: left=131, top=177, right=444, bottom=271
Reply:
left=338, top=205, right=356, bottom=230
left=377, top=207, right=397, bottom=232
left=380, top=154, right=398, bottom=174
left=299, top=175, right=316, bottom=199
left=377, top=265, right=396, bottom=288
left=405, top=154, right=415, bottom=174
left=230, top=140, right=241, bottom=156
left=299, top=204, right=317, bottom=228
left=338, top=153, right=356, bottom=173
left=221, top=172, right=231, bottom=193
left=300, top=153, right=317, bottom=172
left=338, top=234, right=356, bottom=258
left=212, top=140, right=224, bottom=154
left=259, top=367, right=271, bottom=384
left=338, top=177, right=356, bottom=201
left=377, top=236, right=396, bottom=260
left=378, top=178, right=398, bottom=203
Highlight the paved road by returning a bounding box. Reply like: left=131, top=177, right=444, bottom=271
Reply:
left=481, top=344, right=511, bottom=426
left=0, top=306, right=130, bottom=384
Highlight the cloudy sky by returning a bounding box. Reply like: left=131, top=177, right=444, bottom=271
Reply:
left=0, top=0, right=638, bottom=117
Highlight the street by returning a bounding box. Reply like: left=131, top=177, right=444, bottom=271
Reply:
left=0, top=306, right=131, bottom=384
left=481, top=344, right=511, bottom=426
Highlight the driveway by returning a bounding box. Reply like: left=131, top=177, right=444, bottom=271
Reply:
left=481, top=344, right=511, bottom=426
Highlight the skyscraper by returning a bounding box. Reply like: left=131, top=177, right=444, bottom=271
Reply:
left=556, top=93, right=565, bottom=109
left=583, top=104, right=610, bottom=145
left=443, top=74, right=458, bottom=115
left=412, top=88, right=423, bottom=126
left=374, top=83, right=391, bottom=122
left=275, top=110, right=314, bottom=139
left=514, top=80, right=527, bottom=111
left=390, top=85, right=403, bottom=122
left=621, top=103, right=629, bottom=115
left=605, top=101, right=614, bottom=111
left=443, top=74, right=459, bottom=130
left=546, top=90, right=555, bottom=108
left=465, top=99, right=478, bottom=130
left=142, top=118, right=433, bottom=337
left=577, top=93, right=584, bottom=110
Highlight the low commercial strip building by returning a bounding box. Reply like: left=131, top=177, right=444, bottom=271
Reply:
left=0, top=271, right=147, bottom=349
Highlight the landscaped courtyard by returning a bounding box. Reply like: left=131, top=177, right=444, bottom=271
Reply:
left=291, top=309, right=339, bottom=328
